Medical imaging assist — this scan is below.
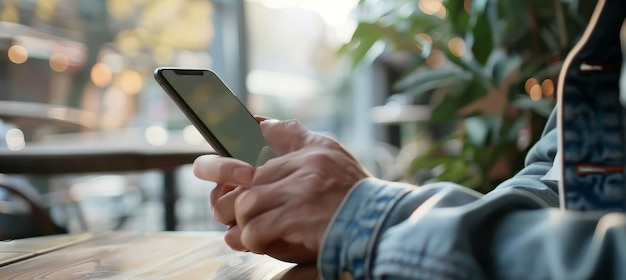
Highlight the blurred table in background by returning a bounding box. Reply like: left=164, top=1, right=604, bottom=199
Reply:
left=0, top=101, right=98, bottom=132
left=0, top=231, right=318, bottom=279
left=0, top=128, right=215, bottom=231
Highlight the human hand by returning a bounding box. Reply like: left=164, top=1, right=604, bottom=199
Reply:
left=194, top=119, right=370, bottom=263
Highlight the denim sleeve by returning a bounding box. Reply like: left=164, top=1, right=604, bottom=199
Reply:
left=319, top=108, right=626, bottom=279
left=490, top=107, right=560, bottom=206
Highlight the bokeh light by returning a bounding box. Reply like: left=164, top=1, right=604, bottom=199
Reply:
left=542, top=79, right=555, bottom=97
left=1, top=5, right=19, bottom=22
left=464, top=0, right=472, bottom=13
left=448, top=37, right=466, bottom=57
left=529, top=84, right=542, bottom=101
left=524, top=78, right=539, bottom=94
left=183, top=125, right=204, bottom=145
left=91, top=62, right=113, bottom=87
left=8, top=45, right=28, bottom=64
left=115, top=69, right=144, bottom=95
left=426, top=49, right=445, bottom=68
left=419, top=0, right=447, bottom=19
left=5, top=128, right=25, bottom=151
left=36, top=0, right=55, bottom=21
left=49, top=53, right=69, bottom=72
left=145, top=126, right=168, bottom=146
left=416, top=33, right=433, bottom=43
left=116, top=30, right=141, bottom=55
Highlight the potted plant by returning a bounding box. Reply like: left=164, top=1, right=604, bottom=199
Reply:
left=342, top=0, right=594, bottom=192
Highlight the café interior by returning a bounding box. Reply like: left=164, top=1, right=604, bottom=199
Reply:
left=0, top=0, right=579, bottom=277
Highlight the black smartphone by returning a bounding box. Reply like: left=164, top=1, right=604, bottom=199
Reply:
left=154, top=67, right=270, bottom=166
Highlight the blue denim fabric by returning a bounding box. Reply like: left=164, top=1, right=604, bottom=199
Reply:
left=561, top=0, right=626, bottom=211
left=319, top=0, right=626, bottom=278
left=320, top=111, right=626, bottom=279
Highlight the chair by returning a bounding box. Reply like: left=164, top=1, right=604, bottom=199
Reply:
left=0, top=175, right=68, bottom=240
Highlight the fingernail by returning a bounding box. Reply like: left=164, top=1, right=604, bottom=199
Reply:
left=260, top=119, right=279, bottom=125
left=233, top=167, right=253, bottom=184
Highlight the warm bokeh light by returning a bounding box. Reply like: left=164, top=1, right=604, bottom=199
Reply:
left=1, top=5, right=19, bottom=22
left=529, top=84, right=542, bottom=101
left=416, top=33, right=433, bottom=44
left=426, top=49, right=445, bottom=68
left=464, top=0, right=472, bottom=13
left=419, top=0, right=446, bottom=19
left=5, top=128, right=25, bottom=151
left=91, top=63, right=113, bottom=87
left=107, top=0, right=134, bottom=19
left=145, top=126, right=168, bottom=146
left=116, top=30, right=142, bottom=55
left=8, top=45, right=28, bottom=64
left=36, top=0, right=55, bottom=21
left=116, top=69, right=144, bottom=95
left=49, top=53, right=69, bottom=72
left=183, top=125, right=204, bottom=145
left=448, top=37, right=466, bottom=57
left=542, top=79, right=555, bottom=97
left=524, top=78, right=539, bottom=94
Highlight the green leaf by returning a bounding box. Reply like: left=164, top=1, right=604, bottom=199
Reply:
left=339, top=23, right=385, bottom=68
left=394, top=67, right=472, bottom=95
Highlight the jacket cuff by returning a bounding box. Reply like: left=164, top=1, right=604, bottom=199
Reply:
left=318, top=178, right=414, bottom=280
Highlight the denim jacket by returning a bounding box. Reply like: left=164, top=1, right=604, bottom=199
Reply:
left=319, top=0, right=626, bottom=279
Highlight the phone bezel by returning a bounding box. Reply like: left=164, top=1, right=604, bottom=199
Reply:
left=154, top=67, right=254, bottom=158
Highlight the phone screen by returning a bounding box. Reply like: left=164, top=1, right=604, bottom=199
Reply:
left=155, top=68, right=268, bottom=166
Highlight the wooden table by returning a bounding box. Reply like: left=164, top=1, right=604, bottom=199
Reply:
left=0, top=231, right=319, bottom=279
left=0, top=129, right=215, bottom=231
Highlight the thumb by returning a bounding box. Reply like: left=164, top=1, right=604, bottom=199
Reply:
left=259, top=119, right=309, bottom=155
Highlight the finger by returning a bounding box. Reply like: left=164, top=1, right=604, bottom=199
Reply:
left=252, top=151, right=299, bottom=186
left=253, top=115, right=271, bottom=123
left=239, top=207, right=286, bottom=254
left=209, top=184, right=236, bottom=207
left=223, top=224, right=247, bottom=251
left=193, top=154, right=255, bottom=186
left=210, top=185, right=244, bottom=226
left=234, top=187, right=286, bottom=227
left=259, top=119, right=308, bottom=155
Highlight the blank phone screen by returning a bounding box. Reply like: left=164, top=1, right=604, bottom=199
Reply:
left=160, top=69, right=267, bottom=166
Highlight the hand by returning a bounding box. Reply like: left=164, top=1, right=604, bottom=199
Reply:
left=194, top=119, right=370, bottom=263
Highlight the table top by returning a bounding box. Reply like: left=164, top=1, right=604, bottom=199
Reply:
left=0, top=231, right=319, bottom=279
left=0, top=101, right=98, bottom=130
left=0, top=128, right=215, bottom=174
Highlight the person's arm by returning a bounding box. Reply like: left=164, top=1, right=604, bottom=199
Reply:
left=490, top=108, right=560, bottom=206
left=320, top=178, right=626, bottom=279
left=320, top=109, right=626, bottom=279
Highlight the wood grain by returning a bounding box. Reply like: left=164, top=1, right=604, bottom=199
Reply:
left=0, top=232, right=319, bottom=280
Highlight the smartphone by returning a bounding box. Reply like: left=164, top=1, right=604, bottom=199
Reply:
left=154, top=67, right=270, bottom=166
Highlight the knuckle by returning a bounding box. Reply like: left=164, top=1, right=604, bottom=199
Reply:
left=240, top=223, right=266, bottom=253
left=234, top=190, right=257, bottom=224
left=212, top=211, right=230, bottom=225
left=224, top=228, right=246, bottom=251
left=283, top=119, right=302, bottom=129
left=305, top=150, right=333, bottom=166
left=321, top=139, right=341, bottom=150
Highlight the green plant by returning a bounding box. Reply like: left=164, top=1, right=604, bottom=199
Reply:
left=342, top=0, right=594, bottom=192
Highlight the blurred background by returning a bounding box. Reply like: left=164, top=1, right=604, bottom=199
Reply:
left=0, top=0, right=594, bottom=235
